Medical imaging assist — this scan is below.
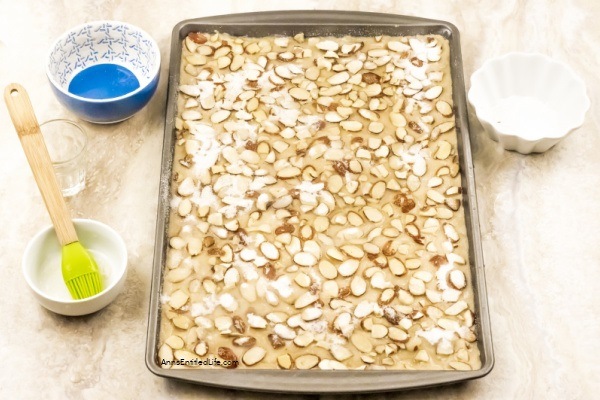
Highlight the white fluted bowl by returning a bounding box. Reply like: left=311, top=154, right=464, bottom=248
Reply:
left=468, top=53, right=590, bottom=154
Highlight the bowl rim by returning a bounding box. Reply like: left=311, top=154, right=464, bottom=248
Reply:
left=46, top=20, right=161, bottom=104
left=22, top=218, right=128, bottom=304
left=468, top=52, right=591, bottom=141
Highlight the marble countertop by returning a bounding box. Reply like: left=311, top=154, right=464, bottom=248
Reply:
left=1, top=1, right=598, bottom=398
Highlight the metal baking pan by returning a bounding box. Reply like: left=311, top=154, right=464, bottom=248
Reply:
left=146, top=10, right=494, bottom=393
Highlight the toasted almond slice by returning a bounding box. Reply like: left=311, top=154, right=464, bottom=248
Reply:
left=186, top=54, right=207, bottom=66
left=449, top=361, right=472, bottom=371
left=358, top=108, right=378, bottom=121
left=289, top=87, right=311, bottom=101
left=217, top=56, right=231, bottom=69
left=340, top=120, right=363, bottom=132
left=350, top=332, right=373, bottom=353
left=368, top=121, right=384, bottom=134
left=436, top=100, right=453, bottom=116
left=328, top=71, right=350, bottom=85
left=277, top=353, right=293, bottom=369
left=346, top=59, right=363, bottom=74
left=301, top=307, right=323, bottom=322
left=437, top=121, right=455, bottom=133
left=424, top=85, right=443, bottom=100
left=435, top=141, right=452, bottom=160
left=260, top=242, right=280, bottom=260
left=306, top=66, right=320, bottom=81
left=317, top=260, right=337, bottom=280
left=327, top=247, right=345, bottom=261
left=294, top=272, right=311, bottom=288
left=363, top=206, right=383, bottom=222
left=341, top=245, right=364, bottom=259
left=449, top=270, right=466, bottom=289
left=365, top=83, right=382, bottom=97
left=387, top=41, right=410, bottom=52
left=370, top=181, right=386, bottom=199
left=379, top=288, right=396, bottom=304
left=294, top=332, right=315, bottom=348
left=388, top=327, right=409, bottom=342
left=445, top=300, right=468, bottom=316
left=367, top=48, right=389, bottom=58
left=318, top=359, right=348, bottom=370
left=408, top=277, right=426, bottom=295
left=316, top=40, right=339, bottom=51
left=211, top=109, right=231, bottom=124
left=277, top=166, right=301, bottom=179
left=325, top=111, right=345, bottom=123
left=427, top=189, right=445, bottom=204
left=445, top=198, right=461, bottom=211
left=294, top=252, right=318, bottom=267
left=350, top=275, right=367, bottom=296
left=295, top=354, right=320, bottom=370
left=242, top=346, right=266, bottom=366
left=390, top=112, right=407, bottom=127
left=167, top=267, right=192, bottom=283
left=168, top=290, right=189, bottom=309
left=330, top=345, right=353, bottom=361
left=165, top=335, right=185, bottom=350
left=338, top=259, right=360, bottom=277
left=444, top=223, right=460, bottom=242
left=370, top=324, right=388, bottom=339
left=277, top=51, right=295, bottom=62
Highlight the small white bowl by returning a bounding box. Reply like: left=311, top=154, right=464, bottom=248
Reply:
left=468, top=53, right=590, bottom=154
left=22, top=219, right=127, bottom=316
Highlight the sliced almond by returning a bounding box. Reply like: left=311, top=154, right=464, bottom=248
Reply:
left=341, top=244, right=365, bottom=259
left=294, top=292, right=319, bottom=309
left=435, top=141, right=452, bottom=160
left=316, top=40, right=339, bottom=51
left=449, top=270, right=466, bottom=289
left=277, top=167, right=301, bottom=179
left=295, top=354, right=320, bottom=369
left=350, top=275, right=367, bottom=296
left=350, top=332, right=373, bottom=353
left=427, top=189, right=445, bottom=204
left=260, top=242, right=280, bottom=260
left=388, top=327, right=409, bottom=342
left=330, top=345, right=353, bottom=361
left=289, top=87, right=311, bottom=101
left=445, top=300, right=468, bottom=316
left=306, top=66, right=320, bottom=81
left=338, top=259, right=360, bottom=277
left=328, top=71, right=350, bottom=85
left=436, top=100, right=453, bottom=116
left=370, top=324, right=388, bottom=339
left=294, top=252, right=318, bottom=267
left=424, top=86, right=443, bottom=100
left=211, top=110, right=231, bottom=124
left=346, top=59, right=363, bottom=74
left=368, top=121, right=384, bottom=134
left=277, top=354, right=293, bottom=369
left=370, top=181, right=386, bottom=199
left=387, top=41, right=410, bottom=52
left=340, top=120, right=363, bottom=132
left=363, top=206, right=383, bottom=223
left=408, top=277, right=426, bottom=295
left=242, top=346, right=266, bottom=366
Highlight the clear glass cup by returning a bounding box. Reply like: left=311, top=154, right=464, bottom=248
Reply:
left=39, top=119, right=87, bottom=197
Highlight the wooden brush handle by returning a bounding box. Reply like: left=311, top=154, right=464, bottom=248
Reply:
left=4, top=83, right=79, bottom=245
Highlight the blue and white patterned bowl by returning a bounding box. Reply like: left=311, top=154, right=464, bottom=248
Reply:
left=47, top=21, right=161, bottom=124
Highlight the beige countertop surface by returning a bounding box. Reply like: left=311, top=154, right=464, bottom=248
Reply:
left=0, top=1, right=598, bottom=398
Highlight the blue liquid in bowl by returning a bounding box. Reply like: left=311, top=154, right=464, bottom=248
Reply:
left=68, top=64, right=140, bottom=99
